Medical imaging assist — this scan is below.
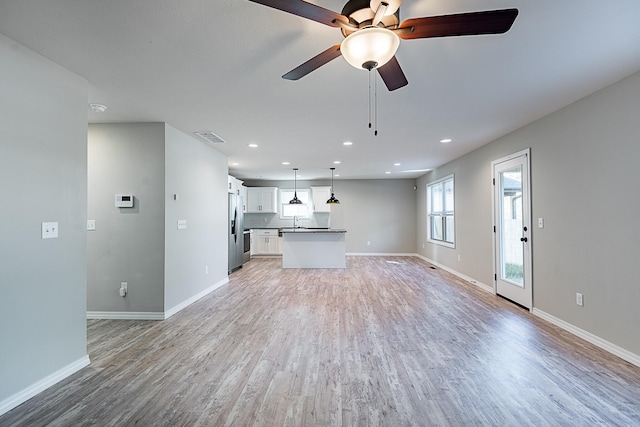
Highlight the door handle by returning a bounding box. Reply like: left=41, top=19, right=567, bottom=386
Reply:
left=520, top=237, right=528, bottom=242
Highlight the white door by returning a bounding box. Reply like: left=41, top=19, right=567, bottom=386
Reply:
left=492, top=149, right=532, bottom=309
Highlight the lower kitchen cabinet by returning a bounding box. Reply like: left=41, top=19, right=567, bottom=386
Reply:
left=250, top=229, right=282, bottom=256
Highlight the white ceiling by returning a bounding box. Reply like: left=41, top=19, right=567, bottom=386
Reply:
left=2, top=0, right=640, bottom=181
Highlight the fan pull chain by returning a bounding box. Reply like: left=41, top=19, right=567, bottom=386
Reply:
left=374, top=71, right=378, bottom=136
left=367, top=69, right=378, bottom=136
left=368, top=69, right=372, bottom=131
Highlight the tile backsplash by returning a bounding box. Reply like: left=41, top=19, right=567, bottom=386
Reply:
left=244, top=212, right=330, bottom=229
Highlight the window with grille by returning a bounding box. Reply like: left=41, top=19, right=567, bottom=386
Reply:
left=427, top=175, right=455, bottom=247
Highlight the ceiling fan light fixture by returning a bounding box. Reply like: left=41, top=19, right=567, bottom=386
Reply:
left=369, top=0, right=402, bottom=17
left=340, top=27, right=400, bottom=70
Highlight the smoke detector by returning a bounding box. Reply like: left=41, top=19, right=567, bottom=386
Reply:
left=89, top=103, right=107, bottom=113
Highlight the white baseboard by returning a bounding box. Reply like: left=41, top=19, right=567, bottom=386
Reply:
left=87, top=278, right=229, bottom=321
left=86, top=311, right=164, bottom=320
left=0, top=355, right=90, bottom=417
left=415, top=254, right=494, bottom=294
left=164, top=277, right=229, bottom=319
left=533, top=308, right=640, bottom=368
left=347, top=252, right=417, bottom=257
left=416, top=254, right=640, bottom=368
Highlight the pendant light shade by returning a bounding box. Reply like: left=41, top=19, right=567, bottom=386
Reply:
left=340, top=27, right=400, bottom=71
left=289, top=168, right=303, bottom=204
left=326, top=167, right=340, bottom=204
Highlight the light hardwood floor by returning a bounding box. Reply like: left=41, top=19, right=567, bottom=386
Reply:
left=2, top=256, right=640, bottom=426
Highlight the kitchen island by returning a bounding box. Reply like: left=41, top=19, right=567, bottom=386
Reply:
left=279, top=228, right=347, bottom=268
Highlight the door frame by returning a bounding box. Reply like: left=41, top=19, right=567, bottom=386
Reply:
left=491, top=148, right=533, bottom=309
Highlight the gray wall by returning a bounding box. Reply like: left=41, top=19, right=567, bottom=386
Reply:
left=0, top=34, right=89, bottom=407
left=417, top=70, right=640, bottom=356
left=87, top=123, right=230, bottom=315
left=164, top=124, right=229, bottom=312
left=244, top=178, right=417, bottom=254
left=87, top=123, right=166, bottom=313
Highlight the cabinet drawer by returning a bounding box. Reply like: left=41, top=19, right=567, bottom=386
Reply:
left=256, top=229, right=278, bottom=236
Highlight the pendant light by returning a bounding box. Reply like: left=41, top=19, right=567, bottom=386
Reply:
left=289, top=168, right=303, bottom=204
left=326, top=167, right=340, bottom=204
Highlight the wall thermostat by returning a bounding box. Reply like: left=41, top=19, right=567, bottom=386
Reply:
left=115, top=194, right=134, bottom=208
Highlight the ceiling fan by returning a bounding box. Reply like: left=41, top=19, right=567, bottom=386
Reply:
left=249, top=0, right=518, bottom=91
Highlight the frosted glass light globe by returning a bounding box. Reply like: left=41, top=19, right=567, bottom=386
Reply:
left=340, top=27, right=400, bottom=70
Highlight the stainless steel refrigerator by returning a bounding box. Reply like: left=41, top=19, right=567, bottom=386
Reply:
left=228, top=193, right=244, bottom=273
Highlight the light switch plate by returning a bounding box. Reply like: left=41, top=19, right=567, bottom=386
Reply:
left=87, top=220, right=96, bottom=231
left=42, top=222, right=59, bottom=239
left=177, top=219, right=187, bottom=230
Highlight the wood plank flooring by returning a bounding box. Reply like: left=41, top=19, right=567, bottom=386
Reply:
left=2, top=256, right=640, bottom=426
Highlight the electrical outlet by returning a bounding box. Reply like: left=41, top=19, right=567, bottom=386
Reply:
left=205, top=266, right=209, bottom=275
left=367, top=241, right=371, bottom=246
left=457, top=254, right=461, bottom=262
left=87, top=220, right=96, bottom=231
left=576, top=293, right=584, bottom=307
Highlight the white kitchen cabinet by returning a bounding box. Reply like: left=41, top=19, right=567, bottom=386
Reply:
left=228, top=175, right=244, bottom=195
left=250, top=229, right=281, bottom=255
left=311, top=186, right=332, bottom=212
left=240, top=184, right=247, bottom=212
left=246, top=187, right=278, bottom=213
left=228, top=175, right=236, bottom=194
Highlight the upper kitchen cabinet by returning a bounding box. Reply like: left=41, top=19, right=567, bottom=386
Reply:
left=311, top=186, right=332, bottom=213
left=228, top=175, right=243, bottom=195
left=246, top=187, right=278, bottom=213
left=240, top=184, right=247, bottom=212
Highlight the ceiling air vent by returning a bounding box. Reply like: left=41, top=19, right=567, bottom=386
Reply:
left=194, top=131, right=225, bottom=144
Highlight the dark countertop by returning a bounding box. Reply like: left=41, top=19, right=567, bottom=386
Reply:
left=279, top=228, right=346, bottom=235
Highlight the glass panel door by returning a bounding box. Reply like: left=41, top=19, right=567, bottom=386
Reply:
left=499, top=167, right=524, bottom=287
left=493, top=149, right=532, bottom=309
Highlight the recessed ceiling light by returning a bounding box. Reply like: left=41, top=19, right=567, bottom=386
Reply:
left=282, top=161, right=290, bottom=165
left=248, top=143, right=258, bottom=148
left=385, top=171, right=391, bottom=175
left=333, top=160, right=341, bottom=164
left=440, top=138, right=452, bottom=143
left=335, top=174, right=340, bottom=177
left=394, top=163, right=401, bottom=166
left=89, top=103, right=107, bottom=113
left=343, top=141, right=353, bottom=146
left=231, top=162, right=239, bottom=166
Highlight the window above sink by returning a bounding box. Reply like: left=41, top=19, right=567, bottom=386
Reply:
left=279, top=189, right=311, bottom=219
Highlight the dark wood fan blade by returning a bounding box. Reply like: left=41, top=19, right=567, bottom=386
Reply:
left=398, top=9, right=518, bottom=40
left=282, top=45, right=342, bottom=80
left=248, top=0, right=346, bottom=27
left=377, top=56, right=408, bottom=91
